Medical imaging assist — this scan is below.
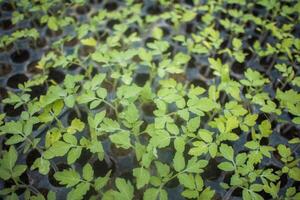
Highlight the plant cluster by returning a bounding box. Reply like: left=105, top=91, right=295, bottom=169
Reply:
left=0, top=0, right=300, bottom=200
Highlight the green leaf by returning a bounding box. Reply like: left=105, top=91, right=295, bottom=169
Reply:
left=94, top=110, right=106, bottom=126
left=219, top=144, right=234, bottom=161
left=225, top=101, right=247, bottom=116
left=166, top=123, right=179, bottom=135
left=91, top=51, right=109, bottom=64
left=152, top=27, right=163, bottom=40
left=217, top=162, right=235, bottom=171
left=195, top=174, right=204, bottom=191
left=225, top=116, right=239, bottom=132
left=197, top=97, right=219, bottom=112
left=77, top=92, right=96, bottom=104
left=109, top=131, right=131, bottom=149
left=154, top=117, right=166, bottom=129
left=245, top=141, right=259, bottom=150
left=67, top=182, right=90, bottom=200
left=178, top=173, right=195, bottom=189
left=67, top=118, right=85, bottom=134
left=187, top=117, right=200, bottom=132
left=2, top=146, right=18, bottom=170
left=144, top=188, right=159, bottom=200
left=63, top=134, right=77, bottom=145
left=199, top=187, right=215, bottom=200
left=12, top=165, right=27, bottom=178
left=178, top=109, right=190, bottom=121
left=174, top=137, right=185, bottom=153
left=208, top=143, right=218, bottom=158
left=288, top=167, right=300, bottom=181
left=289, top=138, right=300, bottom=144
left=122, top=103, right=139, bottom=124
left=47, top=191, right=56, bottom=200
left=67, top=147, right=82, bottom=165
left=292, top=117, right=300, bottom=124
left=90, top=100, right=101, bottom=109
left=100, top=118, right=120, bottom=132
left=48, top=17, right=58, bottom=31
left=181, top=190, right=198, bottom=198
left=65, top=95, right=75, bottom=108
left=250, top=184, right=264, bottom=192
left=94, top=171, right=111, bottom=190
left=259, top=120, right=272, bottom=137
left=232, top=38, right=242, bottom=49
left=113, top=178, right=134, bottom=200
left=88, top=139, right=104, bottom=153
left=189, top=141, right=208, bottom=156
left=182, top=10, right=197, bottom=22
left=150, top=130, right=170, bottom=148
left=198, top=129, right=213, bottom=143
left=241, top=69, right=269, bottom=87
left=133, top=167, right=150, bottom=189
left=0, top=168, right=10, bottom=180
left=185, top=157, right=208, bottom=173
left=83, top=163, right=94, bottom=181
left=31, top=157, right=50, bottom=175
left=138, top=48, right=152, bottom=62
left=5, top=135, right=25, bottom=145
left=155, top=161, right=170, bottom=178
left=244, top=114, right=258, bottom=127
left=147, top=40, right=169, bottom=54
left=242, top=189, right=251, bottom=200
left=235, top=153, right=247, bottom=166
left=277, top=144, right=291, bottom=158
left=173, top=152, right=185, bottom=172
left=0, top=121, right=23, bottom=135
left=54, top=169, right=81, bottom=187
left=44, top=141, right=72, bottom=159
left=81, top=37, right=97, bottom=47
left=173, top=52, right=191, bottom=65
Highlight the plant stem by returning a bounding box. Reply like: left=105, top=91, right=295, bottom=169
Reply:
left=222, top=186, right=237, bottom=200
left=74, top=104, right=82, bottom=119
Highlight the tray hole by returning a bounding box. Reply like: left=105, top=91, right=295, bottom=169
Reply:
left=0, top=19, right=14, bottom=30
left=30, top=37, right=47, bottom=49
left=142, top=102, right=156, bottom=116
left=0, top=63, right=12, bottom=76
left=7, top=73, right=28, bottom=89
left=146, top=5, right=162, bottom=15
left=189, top=79, right=208, bottom=89
left=3, top=104, right=24, bottom=117
left=48, top=68, right=65, bottom=84
left=106, top=19, right=120, bottom=29
left=46, top=28, right=63, bottom=37
left=231, top=61, right=245, bottom=74
left=134, top=73, right=149, bottom=87
left=79, top=45, right=95, bottom=57
left=10, top=49, right=30, bottom=63
left=1, top=2, right=14, bottom=11
left=64, top=37, right=79, bottom=47
left=29, top=84, right=47, bottom=99
left=93, top=158, right=116, bottom=177
left=38, top=188, right=49, bottom=198
left=27, top=60, right=42, bottom=74
left=76, top=5, right=91, bottom=15
left=26, top=149, right=41, bottom=168
left=111, top=144, right=132, bottom=157
left=0, top=87, right=8, bottom=102
left=104, top=2, right=118, bottom=11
